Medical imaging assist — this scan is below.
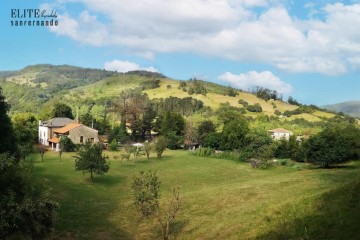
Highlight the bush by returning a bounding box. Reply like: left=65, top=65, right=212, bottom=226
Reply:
left=238, top=99, right=248, bottom=107
left=60, top=136, right=76, bottom=152
left=246, top=103, right=262, bottom=113
left=108, top=139, right=118, bottom=151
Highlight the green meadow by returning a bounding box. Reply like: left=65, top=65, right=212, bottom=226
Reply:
left=29, top=150, right=360, bottom=240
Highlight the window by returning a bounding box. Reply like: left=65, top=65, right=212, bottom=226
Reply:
left=90, top=138, right=94, bottom=143
left=80, top=136, right=84, bottom=143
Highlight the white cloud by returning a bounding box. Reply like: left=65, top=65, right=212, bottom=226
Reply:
left=103, top=60, right=158, bottom=73
left=50, top=1, right=360, bottom=75
left=218, top=71, right=292, bottom=94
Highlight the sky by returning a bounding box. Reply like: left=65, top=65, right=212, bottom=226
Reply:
left=0, top=0, right=359, bottom=106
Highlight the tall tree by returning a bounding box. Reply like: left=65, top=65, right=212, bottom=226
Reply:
left=221, top=117, right=249, bottom=150
left=52, top=103, right=74, bottom=119
left=0, top=87, right=18, bottom=155
left=74, top=142, right=110, bottom=181
left=197, top=120, right=216, bottom=145
left=156, top=111, right=185, bottom=149
left=0, top=89, right=58, bottom=239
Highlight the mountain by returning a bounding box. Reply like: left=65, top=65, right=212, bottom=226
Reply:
left=0, top=64, right=336, bottom=125
left=324, top=101, right=360, bottom=118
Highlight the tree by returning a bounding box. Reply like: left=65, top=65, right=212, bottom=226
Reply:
left=157, top=111, right=185, bottom=149
left=36, top=145, right=48, bottom=162
left=184, top=120, right=198, bottom=149
left=108, top=139, right=118, bottom=151
left=0, top=87, right=18, bottom=155
left=131, top=170, right=181, bottom=240
left=203, top=132, right=222, bottom=149
left=221, top=117, right=249, bottom=150
left=144, top=141, right=153, bottom=159
left=52, top=103, right=74, bottom=119
left=306, top=124, right=360, bottom=167
left=0, top=154, right=58, bottom=239
left=74, top=142, right=110, bottom=181
left=154, top=136, right=167, bottom=158
left=197, top=120, right=216, bottom=145
left=60, top=135, right=76, bottom=152
left=0, top=90, right=58, bottom=239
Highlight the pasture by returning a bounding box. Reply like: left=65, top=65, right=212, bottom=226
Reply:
left=28, top=150, right=360, bottom=239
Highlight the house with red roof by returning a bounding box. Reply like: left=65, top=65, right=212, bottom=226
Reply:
left=48, top=123, right=99, bottom=151
left=38, top=117, right=75, bottom=146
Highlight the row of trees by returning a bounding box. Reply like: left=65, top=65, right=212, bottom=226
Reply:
left=0, top=87, right=58, bottom=239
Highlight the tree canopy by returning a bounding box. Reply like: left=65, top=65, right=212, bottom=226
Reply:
left=306, top=123, right=360, bottom=167
left=74, top=142, right=110, bottom=181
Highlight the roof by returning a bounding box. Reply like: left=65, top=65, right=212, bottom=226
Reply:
left=268, top=128, right=293, bottom=134
left=48, top=137, right=60, bottom=143
left=41, top=117, right=75, bottom=127
left=54, top=123, right=82, bottom=134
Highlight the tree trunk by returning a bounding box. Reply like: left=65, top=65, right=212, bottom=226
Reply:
left=90, top=169, right=93, bottom=182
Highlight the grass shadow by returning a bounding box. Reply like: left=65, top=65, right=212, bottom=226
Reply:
left=255, top=178, right=360, bottom=240
left=170, top=220, right=189, bottom=239
left=32, top=161, right=133, bottom=240
left=92, top=174, right=125, bottom=186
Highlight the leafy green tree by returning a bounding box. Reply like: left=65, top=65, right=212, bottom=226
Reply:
left=221, top=117, right=249, bottom=150
left=203, top=132, right=222, bottom=149
left=52, top=103, right=74, bottom=119
left=197, top=120, right=216, bottom=145
left=154, top=136, right=167, bottom=158
left=108, top=123, right=129, bottom=143
left=306, top=124, right=360, bottom=167
left=60, top=135, right=76, bottom=152
left=157, top=111, right=185, bottom=136
left=74, top=142, right=110, bottom=181
left=80, top=112, right=94, bottom=127
left=0, top=87, right=18, bottom=155
left=108, top=139, right=118, bottom=151
left=157, top=111, right=185, bottom=149
left=0, top=154, right=58, bottom=239
left=131, top=170, right=181, bottom=240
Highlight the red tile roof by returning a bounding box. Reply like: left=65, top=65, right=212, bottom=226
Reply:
left=53, top=123, right=82, bottom=134
left=48, top=137, right=60, bottom=143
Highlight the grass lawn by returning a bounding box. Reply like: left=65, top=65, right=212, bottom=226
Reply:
left=29, top=150, right=360, bottom=240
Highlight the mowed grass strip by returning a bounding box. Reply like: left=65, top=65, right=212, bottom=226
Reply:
left=29, top=150, right=360, bottom=239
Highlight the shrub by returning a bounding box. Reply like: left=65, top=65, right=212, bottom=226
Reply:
left=246, top=103, right=262, bottom=113
left=108, top=139, right=118, bottom=151
left=60, top=136, right=76, bottom=152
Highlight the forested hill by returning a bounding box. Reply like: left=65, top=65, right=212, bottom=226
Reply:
left=0, top=64, right=343, bottom=127
left=324, top=101, right=360, bottom=118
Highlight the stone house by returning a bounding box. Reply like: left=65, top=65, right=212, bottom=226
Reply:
left=48, top=123, right=99, bottom=151
left=38, top=117, right=75, bottom=146
left=268, top=128, right=293, bottom=140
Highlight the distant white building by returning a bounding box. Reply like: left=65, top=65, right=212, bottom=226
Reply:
left=268, top=128, right=293, bottom=140
left=38, top=117, right=75, bottom=146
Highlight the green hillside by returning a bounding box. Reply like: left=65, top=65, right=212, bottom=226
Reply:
left=0, top=64, right=338, bottom=128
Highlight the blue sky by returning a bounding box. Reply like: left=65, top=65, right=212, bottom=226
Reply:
left=1, top=0, right=359, bottom=106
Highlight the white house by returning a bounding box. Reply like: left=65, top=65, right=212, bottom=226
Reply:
left=38, top=117, right=75, bottom=146
left=268, top=128, right=293, bottom=140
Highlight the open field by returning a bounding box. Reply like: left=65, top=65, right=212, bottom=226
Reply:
left=29, top=150, right=360, bottom=240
